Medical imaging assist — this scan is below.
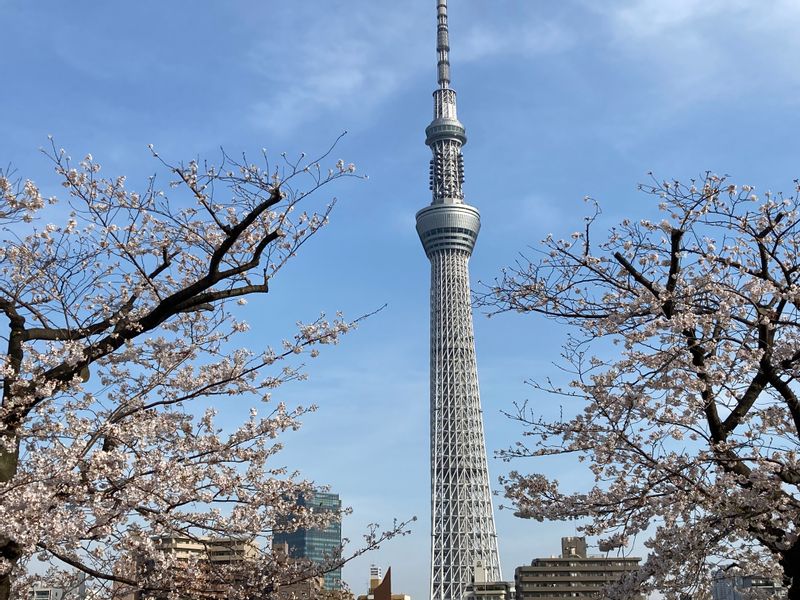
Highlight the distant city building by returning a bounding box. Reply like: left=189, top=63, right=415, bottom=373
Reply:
left=463, top=561, right=515, bottom=600
left=152, top=535, right=259, bottom=563
left=113, top=535, right=260, bottom=600
left=712, top=571, right=785, bottom=600
left=30, top=576, right=96, bottom=600
left=515, top=537, right=641, bottom=600
left=356, top=566, right=411, bottom=600
left=272, top=543, right=351, bottom=600
left=272, top=491, right=343, bottom=590
left=29, top=586, right=64, bottom=600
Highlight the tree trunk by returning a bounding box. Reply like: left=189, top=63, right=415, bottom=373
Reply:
left=0, top=573, right=11, bottom=600
left=0, top=537, right=21, bottom=600
left=0, top=438, right=18, bottom=482
left=783, top=543, right=800, bottom=599
left=0, top=432, right=20, bottom=600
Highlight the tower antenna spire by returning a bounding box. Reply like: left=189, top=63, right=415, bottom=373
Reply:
left=436, top=0, right=451, bottom=88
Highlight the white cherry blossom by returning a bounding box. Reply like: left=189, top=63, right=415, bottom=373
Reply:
left=0, top=141, right=412, bottom=600
left=483, top=173, right=800, bottom=599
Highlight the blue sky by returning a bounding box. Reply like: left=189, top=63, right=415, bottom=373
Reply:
left=4, top=1, right=800, bottom=597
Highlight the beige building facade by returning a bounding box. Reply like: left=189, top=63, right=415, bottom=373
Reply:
left=151, top=536, right=259, bottom=563
left=515, top=537, right=641, bottom=600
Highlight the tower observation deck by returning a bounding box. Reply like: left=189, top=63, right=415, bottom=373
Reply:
left=415, top=2, right=502, bottom=599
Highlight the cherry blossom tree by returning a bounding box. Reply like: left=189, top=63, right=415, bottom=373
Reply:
left=0, top=141, right=409, bottom=600
left=483, top=174, right=800, bottom=599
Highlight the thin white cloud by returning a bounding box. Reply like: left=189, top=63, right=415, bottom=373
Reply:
left=558, top=0, right=800, bottom=153
left=460, top=19, right=573, bottom=63
left=600, top=0, right=800, bottom=94
left=611, top=0, right=750, bottom=37
left=246, top=4, right=427, bottom=136
left=246, top=3, right=571, bottom=137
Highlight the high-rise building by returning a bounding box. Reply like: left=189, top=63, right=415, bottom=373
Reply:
left=272, top=491, right=342, bottom=591
left=272, top=543, right=351, bottom=600
left=515, top=537, right=641, bottom=600
left=415, top=1, right=501, bottom=598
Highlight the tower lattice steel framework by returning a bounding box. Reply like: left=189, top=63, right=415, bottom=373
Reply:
left=415, top=1, right=501, bottom=599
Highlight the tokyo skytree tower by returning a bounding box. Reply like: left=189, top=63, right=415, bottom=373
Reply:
left=415, top=1, right=501, bottom=599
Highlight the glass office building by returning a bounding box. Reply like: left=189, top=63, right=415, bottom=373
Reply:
left=273, top=491, right=342, bottom=590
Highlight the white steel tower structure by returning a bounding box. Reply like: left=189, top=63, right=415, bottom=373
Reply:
left=415, top=1, right=501, bottom=599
